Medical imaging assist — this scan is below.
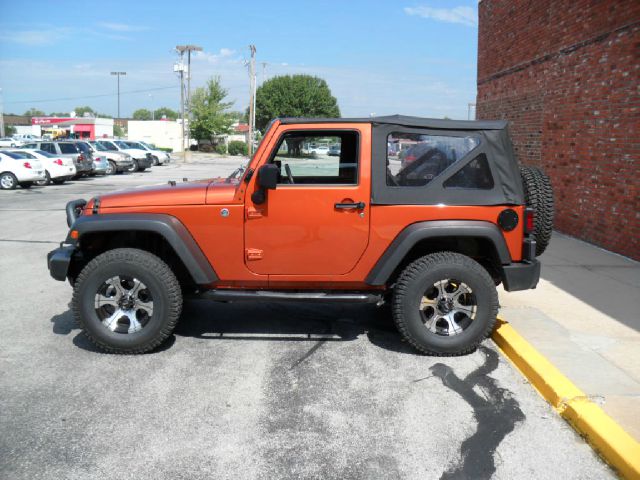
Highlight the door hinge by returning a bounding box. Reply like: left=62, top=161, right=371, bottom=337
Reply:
left=245, top=248, right=263, bottom=260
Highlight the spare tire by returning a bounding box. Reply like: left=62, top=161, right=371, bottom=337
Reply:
left=520, top=165, right=554, bottom=256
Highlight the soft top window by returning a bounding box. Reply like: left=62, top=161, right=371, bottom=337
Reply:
left=387, top=133, right=480, bottom=187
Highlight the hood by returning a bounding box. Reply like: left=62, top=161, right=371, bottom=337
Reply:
left=99, top=180, right=212, bottom=208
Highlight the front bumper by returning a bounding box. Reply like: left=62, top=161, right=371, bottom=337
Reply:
left=47, top=245, right=75, bottom=281
left=502, top=259, right=541, bottom=291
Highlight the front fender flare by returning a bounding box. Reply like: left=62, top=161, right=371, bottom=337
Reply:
left=70, top=213, right=218, bottom=285
left=365, top=220, right=512, bottom=286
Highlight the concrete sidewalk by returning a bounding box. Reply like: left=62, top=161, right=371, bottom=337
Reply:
left=499, top=232, right=640, bottom=441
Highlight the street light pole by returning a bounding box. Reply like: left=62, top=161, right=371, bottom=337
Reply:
left=110, top=71, right=126, bottom=118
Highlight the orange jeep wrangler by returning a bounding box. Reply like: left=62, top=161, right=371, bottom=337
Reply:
left=47, top=116, right=553, bottom=355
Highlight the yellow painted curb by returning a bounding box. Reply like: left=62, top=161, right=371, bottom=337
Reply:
left=492, top=318, right=640, bottom=480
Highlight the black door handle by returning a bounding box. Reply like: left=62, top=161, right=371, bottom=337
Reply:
left=335, top=201, right=366, bottom=210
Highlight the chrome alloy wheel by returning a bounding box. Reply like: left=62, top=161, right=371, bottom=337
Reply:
left=1, top=173, right=17, bottom=189
left=94, top=276, right=154, bottom=334
left=419, top=279, right=477, bottom=336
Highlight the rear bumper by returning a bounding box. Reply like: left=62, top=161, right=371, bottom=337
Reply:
left=47, top=245, right=75, bottom=281
left=502, top=260, right=541, bottom=291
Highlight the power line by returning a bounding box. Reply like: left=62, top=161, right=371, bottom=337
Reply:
left=4, top=85, right=179, bottom=105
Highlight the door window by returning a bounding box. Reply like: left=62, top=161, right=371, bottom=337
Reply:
left=58, top=143, right=79, bottom=154
left=40, top=143, right=55, bottom=154
left=271, top=131, right=359, bottom=185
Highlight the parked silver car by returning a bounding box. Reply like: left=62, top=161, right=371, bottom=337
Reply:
left=22, top=141, right=94, bottom=177
left=89, top=141, right=134, bottom=174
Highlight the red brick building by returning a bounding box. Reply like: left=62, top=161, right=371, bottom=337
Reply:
left=476, top=0, right=639, bottom=260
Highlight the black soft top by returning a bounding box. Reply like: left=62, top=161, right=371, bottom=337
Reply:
left=277, top=115, right=524, bottom=206
left=279, top=115, right=508, bottom=131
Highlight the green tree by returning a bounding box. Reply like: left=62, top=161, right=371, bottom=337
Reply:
left=189, top=76, right=234, bottom=141
left=49, top=111, right=69, bottom=117
left=5, top=125, right=17, bottom=136
left=73, top=106, right=96, bottom=117
left=113, top=124, right=125, bottom=137
left=132, top=108, right=152, bottom=120
left=254, top=74, right=340, bottom=131
left=23, top=108, right=45, bottom=117
left=154, top=107, right=179, bottom=120
left=227, top=110, right=248, bottom=123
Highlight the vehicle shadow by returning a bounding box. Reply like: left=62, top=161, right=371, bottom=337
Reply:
left=49, top=300, right=417, bottom=355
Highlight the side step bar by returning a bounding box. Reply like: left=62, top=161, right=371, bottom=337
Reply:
left=198, top=290, right=382, bottom=304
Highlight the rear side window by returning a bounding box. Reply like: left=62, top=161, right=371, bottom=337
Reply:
left=270, top=130, right=359, bottom=185
left=40, top=143, right=56, bottom=154
left=387, top=133, right=479, bottom=186
left=444, top=153, right=494, bottom=189
left=75, top=142, right=91, bottom=154
left=58, top=143, right=79, bottom=154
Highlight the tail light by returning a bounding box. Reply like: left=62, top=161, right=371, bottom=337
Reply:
left=524, top=208, right=535, bottom=234
left=54, top=159, right=63, bottom=166
left=78, top=153, right=85, bottom=162
left=23, top=162, right=32, bottom=169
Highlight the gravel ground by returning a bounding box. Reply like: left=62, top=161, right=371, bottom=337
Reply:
left=0, top=157, right=615, bottom=479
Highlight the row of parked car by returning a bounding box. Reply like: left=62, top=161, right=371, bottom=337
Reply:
left=0, top=139, right=171, bottom=190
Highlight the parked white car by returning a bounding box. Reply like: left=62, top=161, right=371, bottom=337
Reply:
left=125, top=141, right=171, bottom=165
left=11, top=149, right=76, bottom=185
left=0, top=137, right=23, bottom=148
left=0, top=151, right=46, bottom=189
left=93, top=140, right=152, bottom=172
left=308, top=145, right=330, bottom=155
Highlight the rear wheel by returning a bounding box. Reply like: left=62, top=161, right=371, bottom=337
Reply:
left=0, top=172, right=18, bottom=190
left=520, top=165, right=554, bottom=256
left=392, top=252, right=498, bottom=356
left=72, top=248, right=183, bottom=354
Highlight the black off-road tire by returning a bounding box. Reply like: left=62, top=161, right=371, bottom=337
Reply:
left=392, top=252, right=498, bottom=356
left=72, top=248, right=183, bottom=354
left=520, top=165, right=554, bottom=256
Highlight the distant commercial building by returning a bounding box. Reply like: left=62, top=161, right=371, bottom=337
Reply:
left=31, top=116, right=114, bottom=140
left=127, top=120, right=185, bottom=152
left=476, top=0, right=639, bottom=260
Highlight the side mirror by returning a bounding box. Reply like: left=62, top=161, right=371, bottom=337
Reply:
left=251, top=164, right=279, bottom=204
left=257, top=163, right=278, bottom=189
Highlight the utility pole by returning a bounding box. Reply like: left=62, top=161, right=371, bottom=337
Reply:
left=174, top=58, right=186, bottom=158
left=110, top=72, right=126, bottom=118
left=176, top=45, right=202, bottom=162
left=247, top=45, right=256, bottom=156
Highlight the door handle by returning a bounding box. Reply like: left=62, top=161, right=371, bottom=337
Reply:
left=334, top=201, right=366, bottom=210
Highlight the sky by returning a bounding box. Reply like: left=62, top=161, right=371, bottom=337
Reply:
left=0, top=0, right=479, bottom=120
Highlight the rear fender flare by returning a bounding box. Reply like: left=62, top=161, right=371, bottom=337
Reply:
left=365, top=220, right=511, bottom=285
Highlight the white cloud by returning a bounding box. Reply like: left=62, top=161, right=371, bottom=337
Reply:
left=0, top=27, right=72, bottom=45
left=219, top=48, right=235, bottom=57
left=404, top=5, right=477, bottom=27
left=98, top=22, right=149, bottom=32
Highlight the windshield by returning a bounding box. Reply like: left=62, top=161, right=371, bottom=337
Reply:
left=91, top=142, right=107, bottom=151
left=140, top=141, right=155, bottom=149
left=97, top=141, right=117, bottom=151
left=126, top=142, right=145, bottom=149
left=114, top=141, right=130, bottom=149
left=16, top=151, right=36, bottom=159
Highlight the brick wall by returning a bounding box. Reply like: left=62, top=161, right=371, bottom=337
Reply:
left=477, top=0, right=639, bottom=260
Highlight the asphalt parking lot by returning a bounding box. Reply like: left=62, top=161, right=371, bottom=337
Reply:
left=0, top=158, right=615, bottom=479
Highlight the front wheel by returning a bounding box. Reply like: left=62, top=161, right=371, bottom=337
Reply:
left=106, top=160, right=116, bottom=175
left=36, top=170, right=51, bottom=186
left=127, top=159, right=139, bottom=172
left=392, top=252, right=498, bottom=356
left=72, top=248, right=183, bottom=354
